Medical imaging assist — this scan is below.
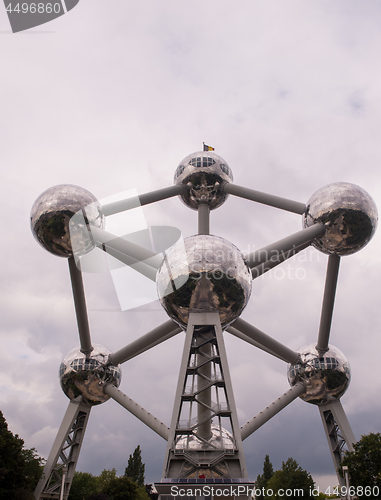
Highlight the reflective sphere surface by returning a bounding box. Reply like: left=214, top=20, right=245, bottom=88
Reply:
left=175, top=425, right=234, bottom=451
left=59, top=344, right=121, bottom=406
left=174, top=151, right=233, bottom=210
left=31, top=184, right=104, bottom=258
left=303, top=182, right=378, bottom=255
left=287, top=344, right=351, bottom=405
left=156, top=235, right=252, bottom=328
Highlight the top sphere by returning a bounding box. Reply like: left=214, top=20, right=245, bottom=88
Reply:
left=30, top=184, right=105, bottom=258
left=303, top=182, right=378, bottom=256
left=174, top=151, right=233, bottom=210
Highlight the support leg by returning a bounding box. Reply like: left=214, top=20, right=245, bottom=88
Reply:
left=319, top=399, right=356, bottom=488
left=34, top=398, right=91, bottom=500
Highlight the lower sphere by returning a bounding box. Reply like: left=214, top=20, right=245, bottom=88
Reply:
left=59, top=345, right=121, bottom=406
left=287, top=344, right=351, bottom=405
left=156, top=235, right=252, bottom=328
left=175, top=425, right=234, bottom=451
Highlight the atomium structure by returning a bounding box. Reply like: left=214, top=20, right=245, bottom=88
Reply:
left=30, top=150, right=378, bottom=499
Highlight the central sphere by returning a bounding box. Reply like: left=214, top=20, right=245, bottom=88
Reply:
left=287, top=344, right=351, bottom=405
left=59, top=345, right=121, bottom=406
left=156, top=235, right=252, bottom=328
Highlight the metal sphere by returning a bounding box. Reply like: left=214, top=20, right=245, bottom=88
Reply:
left=156, top=235, right=252, bottom=328
left=287, top=344, right=351, bottom=405
left=303, top=182, right=378, bottom=256
left=175, top=425, right=234, bottom=451
left=59, top=344, right=121, bottom=406
left=30, top=184, right=105, bottom=258
left=174, top=151, right=233, bottom=210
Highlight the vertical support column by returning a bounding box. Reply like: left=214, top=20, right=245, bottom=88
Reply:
left=198, top=203, right=210, bottom=235
left=34, top=398, right=91, bottom=500
left=162, top=312, right=248, bottom=481
left=197, top=341, right=212, bottom=441
left=316, top=255, right=341, bottom=355
left=319, top=399, right=356, bottom=488
left=68, top=257, right=93, bottom=357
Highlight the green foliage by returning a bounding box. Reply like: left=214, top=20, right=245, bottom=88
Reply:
left=0, top=410, right=44, bottom=499
left=256, top=455, right=274, bottom=492
left=102, top=476, right=138, bottom=500
left=266, top=457, right=314, bottom=500
left=341, top=432, right=381, bottom=497
left=96, top=468, right=118, bottom=491
left=68, top=465, right=149, bottom=500
left=68, top=471, right=98, bottom=500
left=124, top=445, right=145, bottom=487
left=135, top=485, right=151, bottom=500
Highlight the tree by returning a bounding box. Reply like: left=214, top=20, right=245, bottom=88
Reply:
left=102, top=476, right=138, bottom=500
left=68, top=471, right=98, bottom=500
left=266, top=458, right=314, bottom=500
left=256, top=455, right=274, bottom=493
left=125, top=445, right=145, bottom=487
left=96, top=468, right=118, bottom=491
left=0, top=410, right=44, bottom=499
left=341, top=432, right=381, bottom=497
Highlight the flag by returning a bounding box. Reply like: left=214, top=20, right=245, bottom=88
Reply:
left=203, top=143, right=215, bottom=151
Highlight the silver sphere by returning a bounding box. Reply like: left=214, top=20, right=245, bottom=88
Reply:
left=174, top=151, right=233, bottom=210
left=175, top=425, right=234, bottom=452
left=30, top=184, right=105, bottom=258
left=303, top=182, right=378, bottom=256
left=59, top=344, right=121, bottom=406
left=287, top=344, right=351, bottom=405
left=156, top=235, right=252, bottom=328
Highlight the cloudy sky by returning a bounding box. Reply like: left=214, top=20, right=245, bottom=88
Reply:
left=1, top=0, right=381, bottom=492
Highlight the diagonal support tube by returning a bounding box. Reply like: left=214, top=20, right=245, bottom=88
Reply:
left=231, top=318, right=300, bottom=364
left=245, top=223, right=326, bottom=269
left=68, top=258, right=93, bottom=356
left=109, top=320, right=182, bottom=365
left=251, top=242, right=310, bottom=280
left=316, top=254, right=341, bottom=355
left=240, top=382, right=306, bottom=440
left=97, top=244, right=157, bottom=282
left=102, top=185, right=187, bottom=216
left=90, top=226, right=163, bottom=270
left=222, top=183, right=306, bottom=214
left=104, top=384, right=169, bottom=441
left=226, top=325, right=291, bottom=363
